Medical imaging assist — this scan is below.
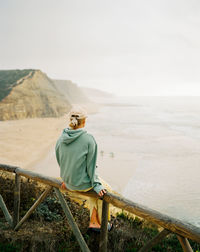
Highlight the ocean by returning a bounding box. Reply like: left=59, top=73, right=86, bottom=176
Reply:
left=86, top=96, right=200, bottom=228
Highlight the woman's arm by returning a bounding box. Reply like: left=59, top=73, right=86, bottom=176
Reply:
left=86, top=135, right=106, bottom=196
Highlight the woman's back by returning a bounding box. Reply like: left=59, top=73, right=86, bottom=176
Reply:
left=55, top=127, right=102, bottom=192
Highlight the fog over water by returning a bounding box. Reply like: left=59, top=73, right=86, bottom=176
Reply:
left=86, top=96, right=200, bottom=228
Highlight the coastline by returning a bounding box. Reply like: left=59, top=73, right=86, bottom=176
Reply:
left=0, top=115, right=122, bottom=184
left=0, top=111, right=136, bottom=195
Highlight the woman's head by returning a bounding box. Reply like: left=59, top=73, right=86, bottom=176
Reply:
left=68, top=106, right=88, bottom=130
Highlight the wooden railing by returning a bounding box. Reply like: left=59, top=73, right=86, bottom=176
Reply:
left=0, top=164, right=199, bottom=252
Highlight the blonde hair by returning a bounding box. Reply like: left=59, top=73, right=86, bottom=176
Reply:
left=68, top=106, right=87, bottom=129
left=69, top=115, right=86, bottom=129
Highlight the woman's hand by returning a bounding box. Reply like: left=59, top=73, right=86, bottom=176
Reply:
left=98, top=189, right=107, bottom=197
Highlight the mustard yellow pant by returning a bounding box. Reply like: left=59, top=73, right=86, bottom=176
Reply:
left=62, top=177, right=112, bottom=224
left=75, top=187, right=110, bottom=224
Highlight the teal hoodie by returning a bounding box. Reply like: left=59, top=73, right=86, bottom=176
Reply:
left=55, top=128, right=104, bottom=194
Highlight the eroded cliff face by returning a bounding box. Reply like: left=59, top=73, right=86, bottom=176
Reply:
left=54, top=79, right=90, bottom=104
left=0, top=70, right=71, bottom=120
left=54, top=79, right=99, bottom=114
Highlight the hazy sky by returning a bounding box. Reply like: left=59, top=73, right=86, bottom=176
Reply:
left=1, top=0, right=200, bottom=96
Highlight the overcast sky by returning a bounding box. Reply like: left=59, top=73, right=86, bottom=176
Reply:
left=0, top=0, right=200, bottom=96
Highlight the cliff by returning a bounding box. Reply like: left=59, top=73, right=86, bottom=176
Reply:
left=81, top=87, right=115, bottom=104
left=0, top=70, right=71, bottom=120
left=54, top=79, right=99, bottom=113
left=53, top=79, right=90, bottom=104
left=0, top=69, right=35, bottom=102
left=0, top=69, right=101, bottom=121
left=81, top=87, right=113, bottom=98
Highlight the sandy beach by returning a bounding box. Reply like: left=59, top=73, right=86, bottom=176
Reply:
left=0, top=115, right=125, bottom=191
left=0, top=116, right=67, bottom=169
left=0, top=115, right=124, bottom=217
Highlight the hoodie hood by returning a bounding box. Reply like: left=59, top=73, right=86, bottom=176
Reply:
left=60, top=128, right=86, bottom=144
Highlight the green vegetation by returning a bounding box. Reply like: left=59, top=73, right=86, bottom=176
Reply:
left=0, top=242, right=21, bottom=252
left=114, top=212, right=200, bottom=252
left=0, top=173, right=199, bottom=252
left=0, top=69, right=35, bottom=101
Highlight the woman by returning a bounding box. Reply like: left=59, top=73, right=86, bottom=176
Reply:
left=55, top=106, right=111, bottom=231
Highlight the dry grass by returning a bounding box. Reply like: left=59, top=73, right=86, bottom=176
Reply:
left=0, top=172, right=199, bottom=252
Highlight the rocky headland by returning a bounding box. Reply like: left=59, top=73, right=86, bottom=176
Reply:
left=0, top=69, right=95, bottom=121
left=0, top=69, right=110, bottom=168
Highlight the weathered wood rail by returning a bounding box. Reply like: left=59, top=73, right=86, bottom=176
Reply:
left=0, top=163, right=199, bottom=252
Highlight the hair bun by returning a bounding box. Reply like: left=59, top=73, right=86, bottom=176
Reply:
left=71, top=117, right=78, bottom=126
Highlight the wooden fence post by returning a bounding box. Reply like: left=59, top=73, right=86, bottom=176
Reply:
left=14, top=186, right=52, bottom=231
left=177, top=235, right=193, bottom=252
left=0, top=194, right=13, bottom=227
left=139, top=229, right=171, bottom=252
left=54, top=188, right=90, bottom=252
left=99, top=200, right=109, bottom=252
left=13, top=174, right=21, bottom=228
